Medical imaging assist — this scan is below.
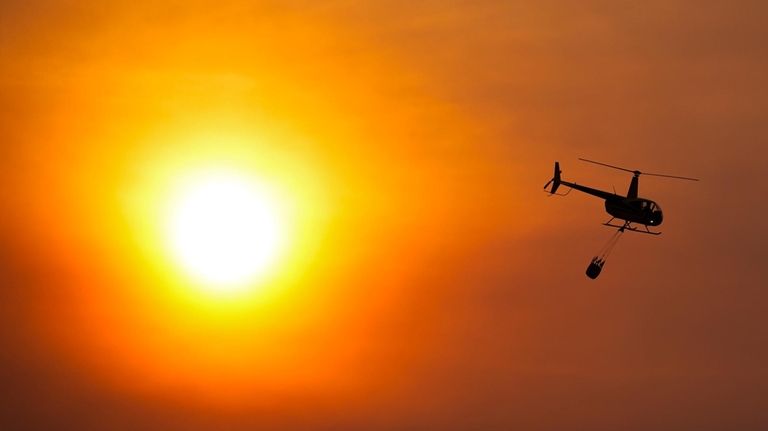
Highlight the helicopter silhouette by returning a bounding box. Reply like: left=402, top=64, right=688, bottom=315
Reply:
left=544, top=158, right=699, bottom=235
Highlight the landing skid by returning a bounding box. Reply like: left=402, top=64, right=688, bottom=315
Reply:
left=602, top=218, right=661, bottom=235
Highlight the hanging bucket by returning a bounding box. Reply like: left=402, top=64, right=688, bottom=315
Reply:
left=586, top=257, right=604, bottom=279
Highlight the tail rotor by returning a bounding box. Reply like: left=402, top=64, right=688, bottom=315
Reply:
left=544, top=161, right=562, bottom=195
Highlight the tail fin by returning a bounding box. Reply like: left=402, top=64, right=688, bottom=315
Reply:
left=544, top=161, right=562, bottom=194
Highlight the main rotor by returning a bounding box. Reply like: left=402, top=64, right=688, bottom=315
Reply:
left=578, top=158, right=700, bottom=181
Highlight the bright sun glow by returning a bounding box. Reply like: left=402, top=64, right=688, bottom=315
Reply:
left=166, top=170, right=285, bottom=293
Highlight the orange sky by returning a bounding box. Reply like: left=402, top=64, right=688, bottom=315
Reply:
left=1, top=1, right=767, bottom=429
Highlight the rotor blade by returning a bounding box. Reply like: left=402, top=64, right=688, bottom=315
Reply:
left=642, top=172, right=700, bottom=181
left=579, top=157, right=700, bottom=181
left=544, top=179, right=553, bottom=189
left=578, top=158, right=636, bottom=173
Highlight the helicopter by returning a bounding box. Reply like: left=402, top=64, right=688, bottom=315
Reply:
left=544, top=158, right=699, bottom=279
left=544, top=158, right=699, bottom=235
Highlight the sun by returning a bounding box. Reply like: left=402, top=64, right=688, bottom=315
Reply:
left=165, top=169, right=285, bottom=293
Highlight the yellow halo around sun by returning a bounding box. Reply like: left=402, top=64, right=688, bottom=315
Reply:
left=165, top=170, right=285, bottom=293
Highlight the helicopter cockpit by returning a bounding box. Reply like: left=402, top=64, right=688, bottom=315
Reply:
left=646, top=201, right=663, bottom=225
left=630, top=200, right=663, bottom=225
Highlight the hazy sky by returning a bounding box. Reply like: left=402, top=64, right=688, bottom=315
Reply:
left=1, top=1, right=767, bottom=430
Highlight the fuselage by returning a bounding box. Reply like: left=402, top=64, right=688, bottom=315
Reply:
left=605, top=197, right=663, bottom=226
left=558, top=179, right=664, bottom=226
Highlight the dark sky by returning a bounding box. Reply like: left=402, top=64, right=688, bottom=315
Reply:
left=1, top=1, right=767, bottom=429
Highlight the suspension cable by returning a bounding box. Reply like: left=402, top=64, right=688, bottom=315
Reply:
left=596, top=229, right=622, bottom=260
left=601, top=230, right=623, bottom=260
